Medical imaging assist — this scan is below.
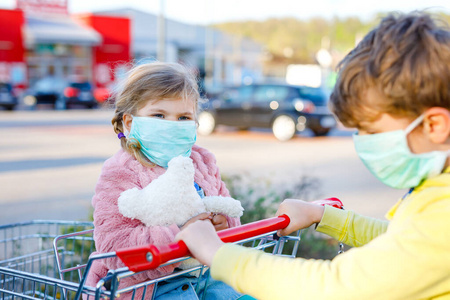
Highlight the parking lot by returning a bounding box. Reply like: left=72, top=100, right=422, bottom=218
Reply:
left=0, top=109, right=406, bottom=225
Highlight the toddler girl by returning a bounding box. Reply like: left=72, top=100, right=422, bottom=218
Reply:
left=86, top=62, right=242, bottom=299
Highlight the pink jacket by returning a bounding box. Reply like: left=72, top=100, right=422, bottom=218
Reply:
left=85, top=145, right=240, bottom=297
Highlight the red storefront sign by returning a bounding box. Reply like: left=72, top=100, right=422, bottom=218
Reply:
left=76, top=14, right=131, bottom=97
left=0, top=9, right=26, bottom=86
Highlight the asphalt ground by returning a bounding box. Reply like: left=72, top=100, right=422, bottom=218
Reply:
left=0, top=109, right=406, bottom=225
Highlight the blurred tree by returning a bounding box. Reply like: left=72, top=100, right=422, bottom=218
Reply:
left=214, top=12, right=449, bottom=67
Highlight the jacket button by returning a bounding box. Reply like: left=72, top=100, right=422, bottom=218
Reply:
left=182, top=284, right=189, bottom=291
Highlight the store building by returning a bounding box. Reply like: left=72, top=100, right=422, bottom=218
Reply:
left=94, top=8, right=264, bottom=89
left=0, top=8, right=27, bottom=90
left=0, top=1, right=264, bottom=97
left=0, top=0, right=131, bottom=94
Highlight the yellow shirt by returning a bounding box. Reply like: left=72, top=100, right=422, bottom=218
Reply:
left=211, top=168, right=450, bottom=300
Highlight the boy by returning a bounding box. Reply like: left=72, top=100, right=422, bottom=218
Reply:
left=176, top=12, right=450, bottom=300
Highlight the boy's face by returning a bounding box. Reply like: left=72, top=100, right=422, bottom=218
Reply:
left=358, top=113, right=434, bottom=155
left=357, top=88, right=450, bottom=156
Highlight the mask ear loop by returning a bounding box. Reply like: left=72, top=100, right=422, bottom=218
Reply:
left=405, top=114, right=450, bottom=157
left=122, top=115, right=134, bottom=138
left=405, top=114, right=425, bottom=135
left=122, top=122, right=130, bottom=137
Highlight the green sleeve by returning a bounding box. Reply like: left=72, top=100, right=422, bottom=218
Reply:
left=316, top=205, right=389, bottom=247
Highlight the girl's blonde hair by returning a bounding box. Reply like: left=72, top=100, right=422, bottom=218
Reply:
left=111, top=61, right=202, bottom=167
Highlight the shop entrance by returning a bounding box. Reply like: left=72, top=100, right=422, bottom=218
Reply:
left=26, top=44, right=93, bottom=87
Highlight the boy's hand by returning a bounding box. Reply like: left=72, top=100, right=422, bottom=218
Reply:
left=276, top=199, right=325, bottom=237
left=211, top=214, right=229, bottom=231
left=180, top=212, right=212, bottom=231
left=176, top=220, right=224, bottom=267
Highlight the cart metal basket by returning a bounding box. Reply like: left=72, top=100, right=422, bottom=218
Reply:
left=0, top=197, right=343, bottom=300
left=0, top=218, right=301, bottom=300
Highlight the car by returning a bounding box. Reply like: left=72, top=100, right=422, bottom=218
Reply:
left=198, top=83, right=337, bottom=141
left=0, top=82, right=18, bottom=110
left=23, top=78, right=98, bottom=109
left=22, top=76, right=67, bottom=109
left=62, top=81, right=98, bottom=109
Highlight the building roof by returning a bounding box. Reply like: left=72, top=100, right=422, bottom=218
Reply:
left=25, top=14, right=102, bottom=46
left=91, top=8, right=263, bottom=55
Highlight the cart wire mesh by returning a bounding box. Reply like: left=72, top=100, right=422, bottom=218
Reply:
left=0, top=220, right=301, bottom=300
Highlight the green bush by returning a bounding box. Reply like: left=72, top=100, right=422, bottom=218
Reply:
left=222, top=173, right=322, bottom=224
left=298, top=227, right=343, bottom=259
left=222, top=172, right=345, bottom=259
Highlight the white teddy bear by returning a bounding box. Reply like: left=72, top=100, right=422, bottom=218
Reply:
left=117, top=155, right=244, bottom=270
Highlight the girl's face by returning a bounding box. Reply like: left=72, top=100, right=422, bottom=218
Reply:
left=123, top=97, right=196, bottom=132
left=136, top=97, right=195, bottom=121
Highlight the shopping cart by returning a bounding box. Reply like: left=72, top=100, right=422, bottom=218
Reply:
left=0, top=198, right=343, bottom=300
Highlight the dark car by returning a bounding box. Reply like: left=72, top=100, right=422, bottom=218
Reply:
left=0, top=83, right=18, bottom=110
left=23, top=78, right=97, bottom=109
left=62, top=81, right=97, bottom=109
left=23, top=77, right=67, bottom=109
left=198, top=83, right=336, bottom=141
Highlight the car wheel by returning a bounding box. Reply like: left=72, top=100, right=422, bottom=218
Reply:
left=55, top=99, right=67, bottom=110
left=312, top=128, right=330, bottom=136
left=198, top=111, right=216, bottom=135
left=272, top=115, right=296, bottom=141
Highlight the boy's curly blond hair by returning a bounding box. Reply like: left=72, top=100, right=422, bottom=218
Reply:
left=330, top=12, right=450, bottom=128
left=111, top=62, right=201, bottom=167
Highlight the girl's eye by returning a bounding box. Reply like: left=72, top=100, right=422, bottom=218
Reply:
left=178, top=116, right=191, bottom=121
left=153, top=114, right=164, bottom=118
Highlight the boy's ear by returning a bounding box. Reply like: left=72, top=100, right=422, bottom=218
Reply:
left=423, top=107, right=450, bottom=144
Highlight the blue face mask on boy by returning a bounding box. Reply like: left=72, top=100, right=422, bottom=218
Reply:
left=353, top=114, right=449, bottom=189
left=128, top=116, right=197, bottom=168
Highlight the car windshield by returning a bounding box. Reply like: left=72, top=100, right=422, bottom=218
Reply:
left=298, top=87, right=328, bottom=106
left=70, top=82, right=92, bottom=90
left=0, top=83, right=12, bottom=92
left=221, top=86, right=252, bottom=103
left=254, top=85, right=289, bottom=102
left=34, top=78, right=67, bottom=93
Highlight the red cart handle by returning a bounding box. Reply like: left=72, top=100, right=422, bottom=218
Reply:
left=116, top=215, right=290, bottom=272
left=117, top=197, right=342, bottom=272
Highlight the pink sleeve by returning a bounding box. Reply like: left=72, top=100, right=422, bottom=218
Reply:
left=92, top=161, right=180, bottom=281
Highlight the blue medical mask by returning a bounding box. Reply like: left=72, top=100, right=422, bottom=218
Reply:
left=128, top=116, right=197, bottom=168
left=353, top=114, right=449, bottom=189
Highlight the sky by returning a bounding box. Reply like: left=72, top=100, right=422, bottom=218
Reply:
left=1, top=0, right=450, bottom=25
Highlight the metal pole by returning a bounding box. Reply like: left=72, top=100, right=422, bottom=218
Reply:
left=204, top=0, right=214, bottom=87
left=157, top=0, right=166, bottom=62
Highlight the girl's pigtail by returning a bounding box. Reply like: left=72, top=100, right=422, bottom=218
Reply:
left=112, top=113, right=150, bottom=166
left=112, top=114, right=128, bottom=150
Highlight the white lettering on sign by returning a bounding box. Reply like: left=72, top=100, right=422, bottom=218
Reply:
left=16, top=0, right=68, bottom=16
